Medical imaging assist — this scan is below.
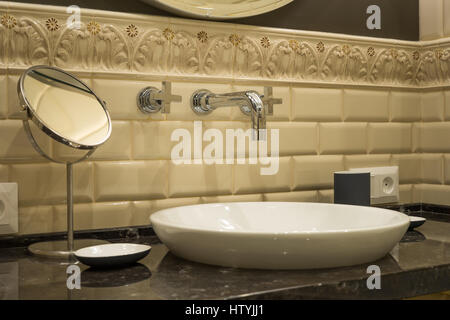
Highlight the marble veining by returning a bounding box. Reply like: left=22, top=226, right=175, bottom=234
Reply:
left=0, top=214, right=449, bottom=300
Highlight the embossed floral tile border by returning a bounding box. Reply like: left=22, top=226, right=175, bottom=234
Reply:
left=0, top=1, right=449, bottom=88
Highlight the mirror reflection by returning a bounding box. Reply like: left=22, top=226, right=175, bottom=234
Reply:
left=21, top=67, right=111, bottom=148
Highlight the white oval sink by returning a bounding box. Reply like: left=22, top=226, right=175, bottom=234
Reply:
left=150, top=202, right=410, bottom=270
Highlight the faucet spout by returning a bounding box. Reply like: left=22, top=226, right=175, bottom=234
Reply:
left=191, top=89, right=266, bottom=140
left=243, top=91, right=266, bottom=140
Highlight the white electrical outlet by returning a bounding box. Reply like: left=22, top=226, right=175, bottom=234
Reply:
left=0, top=183, right=18, bottom=234
left=349, top=166, right=399, bottom=205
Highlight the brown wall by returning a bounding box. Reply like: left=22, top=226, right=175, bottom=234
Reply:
left=13, top=0, right=419, bottom=40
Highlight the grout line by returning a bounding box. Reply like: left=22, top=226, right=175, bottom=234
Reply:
left=410, top=121, right=413, bottom=155
left=420, top=90, right=424, bottom=121
left=165, top=158, right=170, bottom=199
left=289, top=156, right=293, bottom=192
left=387, top=90, right=392, bottom=122
left=92, top=160, right=97, bottom=203
left=289, top=86, right=293, bottom=121
left=129, top=120, right=134, bottom=161
left=441, top=90, right=446, bottom=121
left=316, top=122, right=320, bottom=155
left=365, top=122, right=369, bottom=155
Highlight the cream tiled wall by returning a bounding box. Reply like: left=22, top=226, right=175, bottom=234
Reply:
left=0, top=76, right=433, bottom=234
left=0, top=2, right=450, bottom=235
left=414, top=89, right=450, bottom=205
left=420, top=0, right=450, bottom=39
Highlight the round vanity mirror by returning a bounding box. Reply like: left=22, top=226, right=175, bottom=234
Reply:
left=140, top=0, right=293, bottom=20
left=19, top=65, right=111, bottom=151
left=17, top=65, right=112, bottom=258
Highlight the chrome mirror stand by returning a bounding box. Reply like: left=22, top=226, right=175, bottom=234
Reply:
left=23, top=117, right=108, bottom=258
left=17, top=65, right=112, bottom=259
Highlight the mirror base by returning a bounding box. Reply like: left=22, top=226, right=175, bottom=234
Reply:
left=28, top=239, right=109, bottom=258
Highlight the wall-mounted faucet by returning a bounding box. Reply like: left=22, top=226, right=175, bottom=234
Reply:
left=137, top=81, right=181, bottom=114
left=190, top=87, right=282, bottom=140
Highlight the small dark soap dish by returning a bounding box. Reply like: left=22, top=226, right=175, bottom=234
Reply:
left=408, top=216, right=426, bottom=230
left=74, top=243, right=151, bottom=268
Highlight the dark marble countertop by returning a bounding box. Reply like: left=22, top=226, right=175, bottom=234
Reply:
left=0, top=215, right=449, bottom=300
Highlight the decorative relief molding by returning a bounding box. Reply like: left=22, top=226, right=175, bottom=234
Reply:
left=321, top=44, right=367, bottom=82
left=1, top=6, right=450, bottom=88
left=369, top=48, right=414, bottom=85
left=265, top=40, right=317, bottom=80
left=416, top=48, right=450, bottom=86
left=6, top=16, right=50, bottom=67
left=0, top=22, right=6, bottom=66
left=126, top=24, right=138, bottom=38
left=54, top=22, right=93, bottom=70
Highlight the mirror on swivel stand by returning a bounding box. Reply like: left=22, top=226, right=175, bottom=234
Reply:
left=17, top=65, right=112, bottom=258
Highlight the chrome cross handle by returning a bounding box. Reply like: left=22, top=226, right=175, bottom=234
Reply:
left=137, top=81, right=182, bottom=114
left=262, top=86, right=282, bottom=115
